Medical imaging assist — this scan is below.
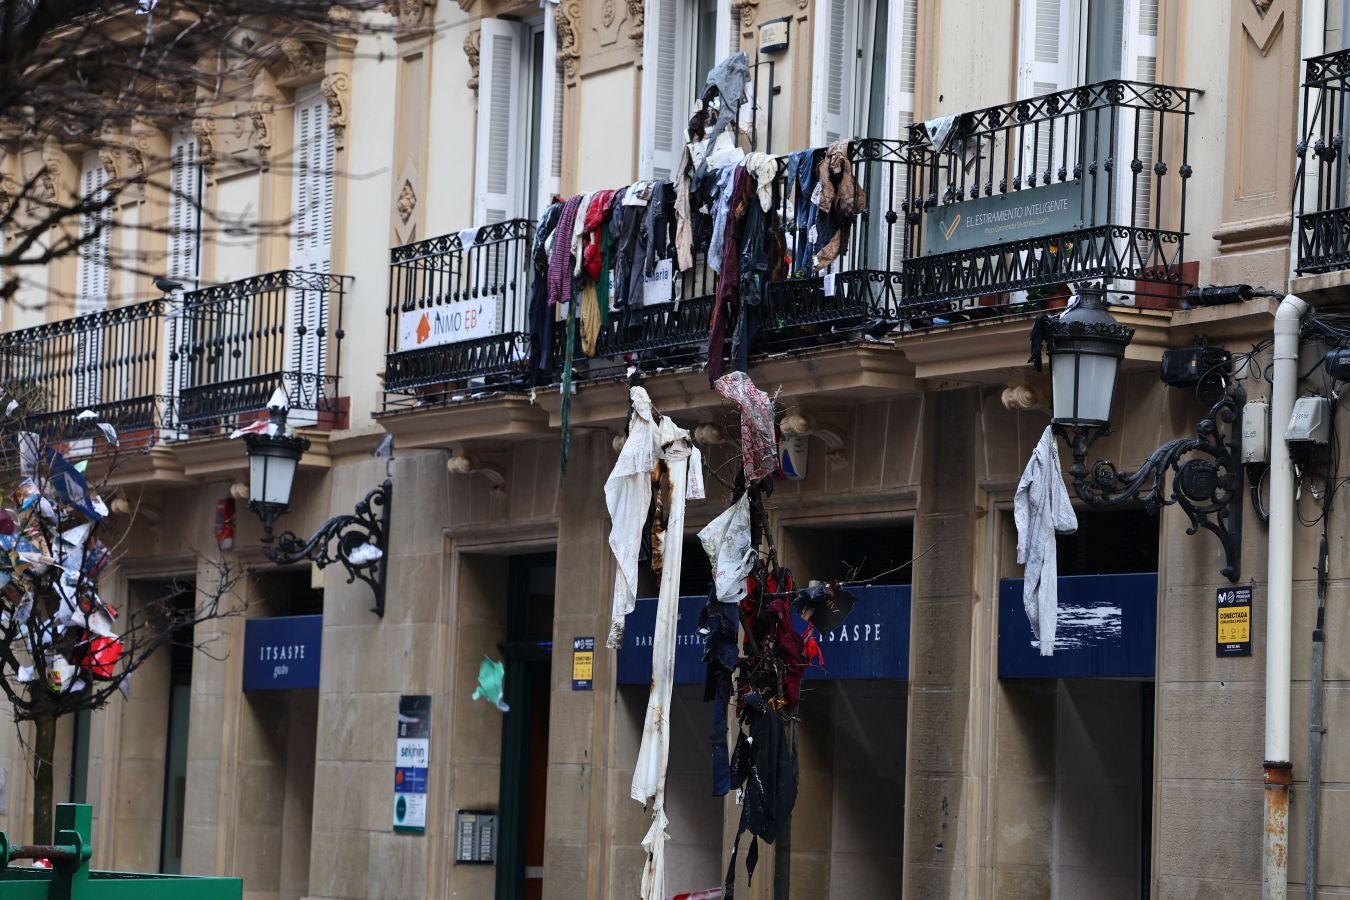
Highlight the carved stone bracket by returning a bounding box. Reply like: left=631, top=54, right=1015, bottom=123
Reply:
left=627, top=0, right=644, bottom=48
left=250, top=95, right=276, bottom=171
left=464, top=28, right=481, bottom=94
left=192, top=115, right=217, bottom=168
left=733, top=0, right=759, bottom=28
left=386, top=0, right=438, bottom=28
left=321, top=72, right=351, bottom=149
left=557, top=0, right=581, bottom=84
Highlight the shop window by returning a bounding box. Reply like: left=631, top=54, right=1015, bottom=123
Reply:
left=1056, top=508, right=1158, bottom=576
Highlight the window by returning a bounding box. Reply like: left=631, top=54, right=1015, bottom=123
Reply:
left=1018, top=0, right=1159, bottom=235
left=813, top=0, right=915, bottom=147
left=288, top=87, right=336, bottom=414
left=640, top=0, right=731, bottom=182
left=75, top=151, right=111, bottom=409
left=167, top=132, right=201, bottom=288
left=77, top=150, right=110, bottom=313
left=474, top=15, right=564, bottom=224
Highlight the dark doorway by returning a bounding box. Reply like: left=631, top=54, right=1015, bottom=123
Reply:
left=159, top=584, right=196, bottom=874
left=496, top=554, right=555, bottom=900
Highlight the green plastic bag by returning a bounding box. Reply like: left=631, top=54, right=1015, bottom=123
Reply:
left=471, top=656, right=509, bottom=712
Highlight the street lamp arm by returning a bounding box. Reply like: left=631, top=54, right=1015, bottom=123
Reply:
left=1054, top=384, right=1246, bottom=582
left=263, top=479, right=393, bottom=616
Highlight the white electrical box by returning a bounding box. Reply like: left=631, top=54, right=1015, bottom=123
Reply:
left=1286, top=396, right=1333, bottom=445
left=1242, top=400, right=1269, bottom=464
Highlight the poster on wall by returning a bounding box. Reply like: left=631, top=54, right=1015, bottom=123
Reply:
left=572, top=636, right=594, bottom=691
left=394, top=694, right=431, bottom=834
left=1216, top=585, right=1253, bottom=657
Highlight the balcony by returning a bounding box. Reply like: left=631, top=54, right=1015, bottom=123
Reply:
left=903, top=79, right=1199, bottom=313
left=0, top=299, right=171, bottom=444
left=377, top=79, right=1199, bottom=413
left=1298, top=49, right=1350, bottom=276
left=383, top=219, right=533, bottom=410
left=172, top=270, right=347, bottom=432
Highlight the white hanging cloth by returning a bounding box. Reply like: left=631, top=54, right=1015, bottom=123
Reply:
left=630, top=413, right=703, bottom=900
left=605, top=387, right=659, bottom=650
left=1013, top=426, right=1078, bottom=656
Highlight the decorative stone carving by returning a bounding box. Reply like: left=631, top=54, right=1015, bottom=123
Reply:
left=37, top=146, right=64, bottom=205
left=732, top=0, right=759, bottom=28
left=321, top=72, right=351, bottom=149
left=557, top=1, right=581, bottom=83
left=386, top=0, right=437, bottom=27
left=278, top=38, right=326, bottom=80
left=192, top=115, right=217, bottom=167
left=249, top=95, right=275, bottom=170
left=464, top=28, right=481, bottom=93
left=396, top=179, right=417, bottom=225
left=1251, top=0, right=1274, bottom=14
left=1242, top=0, right=1284, bottom=55
left=627, top=0, right=643, bottom=47
left=594, top=0, right=628, bottom=47
left=97, top=146, right=123, bottom=185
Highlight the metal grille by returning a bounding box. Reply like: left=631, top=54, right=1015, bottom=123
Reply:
left=1298, top=49, right=1350, bottom=274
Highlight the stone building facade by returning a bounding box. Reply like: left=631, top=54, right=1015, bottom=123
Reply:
left=0, top=0, right=1346, bottom=898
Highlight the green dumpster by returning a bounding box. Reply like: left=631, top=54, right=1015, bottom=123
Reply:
left=0, top=803, right=242, bottom=899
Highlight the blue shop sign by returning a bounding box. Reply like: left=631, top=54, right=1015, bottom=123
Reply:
left=998, top=572, right=1157, bottom=679
left=243, top=615, right=323, bottom=691
left=616, top=584, right=910, bottom=685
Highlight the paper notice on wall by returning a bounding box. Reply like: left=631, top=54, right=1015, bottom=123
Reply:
left=394, top=695, right=431, bottom=834
left=823, top=273, right=837, bottom=297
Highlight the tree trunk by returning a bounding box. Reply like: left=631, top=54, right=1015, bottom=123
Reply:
left=32, top=709, right=56, bottom=844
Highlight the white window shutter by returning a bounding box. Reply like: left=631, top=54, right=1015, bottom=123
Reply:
left=811, top=0, right=855, bottom=146
left=639, top=0, right=690, bottom=182
left=475, top=18, right=528, bottom=224
left=75, top=151, right=110, bottom=409
left=537, top=8, right=563, bottom=214
left=715, top=0, right=733, bottom=68
left=1120, top=0, right=1158, bottom=229
left=288, top=88, right=336, bottom=415
left=167, top=132, right=200, bottom=286
left=885, top=0, right=919, bottom=269
left=1017, top=0, right=1083, bottom=186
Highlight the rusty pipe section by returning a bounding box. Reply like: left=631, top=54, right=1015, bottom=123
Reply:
left=1265, top=761, right=1294, bottom=900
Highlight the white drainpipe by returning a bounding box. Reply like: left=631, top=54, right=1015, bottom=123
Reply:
left=1264, top=294, right=1308, bottom=899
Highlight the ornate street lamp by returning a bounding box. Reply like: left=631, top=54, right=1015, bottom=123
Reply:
left=243, top=398, right=392, bottom=616
left=1042, top=284, right=1246, bottom=582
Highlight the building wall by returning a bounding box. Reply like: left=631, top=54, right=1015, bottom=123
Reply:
left=5, top=1, right=1348, bottom=899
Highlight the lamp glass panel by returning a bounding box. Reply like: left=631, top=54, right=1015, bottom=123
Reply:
left=250, top=451, right=297, bottom=507
left=1076, top=354, right=1119, bottom=424
left=1051, top=352, right=1119, bottom=425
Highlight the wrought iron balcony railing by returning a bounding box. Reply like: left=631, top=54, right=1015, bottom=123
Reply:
left=903, top=79, right=1198, bottom=312
left=0, top=299, right=171, bottom=442
left=173, top=269, right=346, bottom=431
left=1298, top=50, right=1350, bottom=274
left=383, top=219, right=532, bottom=409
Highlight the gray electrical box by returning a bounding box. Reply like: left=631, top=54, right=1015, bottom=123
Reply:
left=1286, top=396, right=1333, bottom=445
left=454, top=809, right=497, bottom=864
left=1241, top=400, right=1269, bottom=464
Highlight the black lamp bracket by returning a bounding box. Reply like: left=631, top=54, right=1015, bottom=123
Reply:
left=261, top=479, right=393, bottom=616
left=1053, top=383, right=1246, bottom=583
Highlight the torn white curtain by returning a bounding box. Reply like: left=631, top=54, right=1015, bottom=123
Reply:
left=1013, top=426, right=1078, bottom=656
left=606, top=388, right=659, bottom=650
left=632, top=415, right=703, bottom=900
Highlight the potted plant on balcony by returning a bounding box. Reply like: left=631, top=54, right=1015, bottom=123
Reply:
left=1020, top=238, right=1076, bottom=311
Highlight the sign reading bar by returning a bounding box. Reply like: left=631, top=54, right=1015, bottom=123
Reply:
left=1217, top=585, right=1253, bottom=657
left=394, top=695, right=431, bottom=834
left=242, top=615, right=322, bottom=691
left=924, top=180, right=1085, bottom=255
left=572, top=636, right=595, bottom=690
left=398, top=298, right=500, bottom=350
